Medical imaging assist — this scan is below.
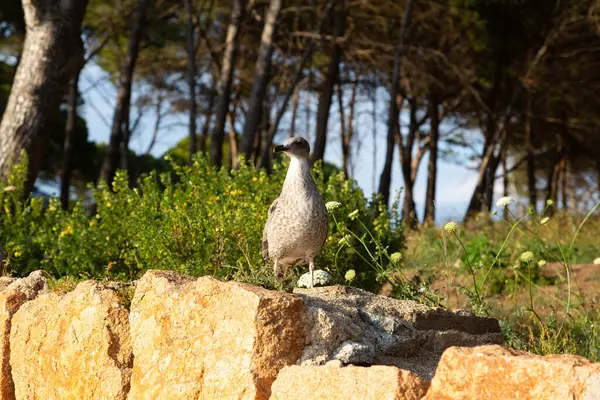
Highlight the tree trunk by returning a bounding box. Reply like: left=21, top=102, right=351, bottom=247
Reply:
left=400, top=99, right=418, bottom=229
left=210, top=0, right=245, bottom=167
left=345, top=79, right=358, bottom=178
left=99, top=0, right=149, bottom=185
left=200, top=80, right=217, bottom=155
left=336, top=81, right=348, bottom=178
left=545, top=157, right=560, bottom=214
left=256, top=98, right=272, bottom=167
left=310, top=6, right=345, bottom=165
left=0, top=0, right=89, bottom=195
left=60, top=69, right=81, bottom=210
left=289, top=84, right=300, bottom=138
left=371, top=87, right=377, bottom=193
left=240, top=0, right=282, bottom=161
left=464, top=62, right=506, bottom=220
left=465, top=138, right=495, bottom=218
left=525, top=94, right=537, bottom=213
left=501, top=141, right=509, bottom=220
left=305, top=84, right=312, bottom=141
left=257, top=0, right=336, bottom=171
left=338, top=78, right=358, bottom=179
left=119, top=100, right=131, bottom=173
left=560, top=156, right=568, bottom=210
left=596, top=158, right=600, bottom=195
left=377, top=0, right=413, bottom=206
left=144, top=98, right=164, bottom=155
left=484, top=145, right=503, bottom=212
left=227, top=111, right=238, bottom=169
left=545, top=134, right=564, bottom=215
left=423, top=93, right=440, bottom=225
left=184, top=0, right=198, bottom=164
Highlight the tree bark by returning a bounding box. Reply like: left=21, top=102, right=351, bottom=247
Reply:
left=560, top=155, right=568, bottom=210
left=257, top=0, right=336, bottom=171
left=119, top=100, right=131, bottom=173
left=377, top=0, right=413, bottom=206
left=227, top=111, right=238, bottom=169
left=464, top=62, right=506, bottom=220
left=240, top=0, right=282, bottom=161
left=484, top=142, right=503, bottom=212
left=465, top=134, right=499, bottom=219
left=338, top=78, right=358, bottom=179
left=501, top=141, right=509, bottom=220
left=60, top=69, right=81, bottom=210
left=200, top=80, right=217, bottom=155
left=423, top=93, right=440, bottom=225
left=545, top=133, right=564, bottom=215
left=256, top=98, right=272, bottom=167
left=311, top=5, right=346, bottom=165
left=525, top=93, right=537, bottom=213
left=210, top=0, right=245, bottom=167
left=0, top=0, right=89, bottom=195
left=545, top=157, right=560, bottom=214
left=305, top=83, right=312, bottom=141
left=289, top=83, right=300, bottom=138
left=371, top=87, right=377, bottom=193
left=99, top=0, right=149, bottom=185
left=336, top=81, right=347, bottom=177
left=184, top=0, right=198, bottom=164
left=345, top=79, right=358, bottom=178
left=144, top=98, right=165, bottom=155
left=597, top=158, right=600, bottom=195
left=400, top=99, right=418, bottom=229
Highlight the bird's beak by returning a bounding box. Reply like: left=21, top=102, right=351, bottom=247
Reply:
left=273, top=145, right=289, bottom=153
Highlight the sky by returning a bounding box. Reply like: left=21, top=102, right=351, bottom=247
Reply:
left=70, top=63, right=491, bottom=225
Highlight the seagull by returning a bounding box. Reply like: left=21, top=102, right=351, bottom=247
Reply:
left=262, top=136, right=328, bottom=288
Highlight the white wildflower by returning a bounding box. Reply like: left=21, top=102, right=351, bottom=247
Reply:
left=520, top=251, right=534, bottom=263
left=444, top=221, right=458, bottom=234
left=496, top=196, right=514, bottom=208
left=593, top=258, right=600, bottom=265
left=390, top=252, right=402, bottom=264
left=345, top=269, right=356, bottom=282
left=325, top=201, right=341, bottom=211
left=538, top=260, right=547, bottom=267
left=338, top=234, right=352, bottom=246
left=297, top=270, right=333, bottom=288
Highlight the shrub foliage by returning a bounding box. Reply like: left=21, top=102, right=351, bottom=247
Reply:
left=0, top=152, right=404, bottom=290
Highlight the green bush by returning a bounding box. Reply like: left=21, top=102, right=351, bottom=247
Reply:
left=0, top=152, right=405, bottom=291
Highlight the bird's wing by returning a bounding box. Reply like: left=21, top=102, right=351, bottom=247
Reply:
left=262, top=198, right=279, bottom=260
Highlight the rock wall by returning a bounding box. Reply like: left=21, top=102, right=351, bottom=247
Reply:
left=0, top=269, right=597, bottom=400
left=127, top=271, right=305, bottom=399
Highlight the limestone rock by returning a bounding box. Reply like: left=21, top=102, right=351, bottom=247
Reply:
left=10, top=280, right=132, bottom=400
left=128, top=270, right=306, bottom=400
left=293, top=285, right=502, bottom=379
left=332, top=340, right=375, bottom=365
left=424, top=345, right=600, bottom=399
left=270, top=365, right=430, bottom=400
left=0, top=271, right=48, bottom=400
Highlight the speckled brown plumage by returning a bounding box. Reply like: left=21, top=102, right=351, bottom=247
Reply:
left=262, top=137, right=328, bottom=287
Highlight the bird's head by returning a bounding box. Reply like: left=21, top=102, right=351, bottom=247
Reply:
left=273, top=136, right=310, bottom=159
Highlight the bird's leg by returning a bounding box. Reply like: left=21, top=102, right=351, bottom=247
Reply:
left=273, top=259, right=280, bottom=280
left=309, top=261, right=315, bottom=288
